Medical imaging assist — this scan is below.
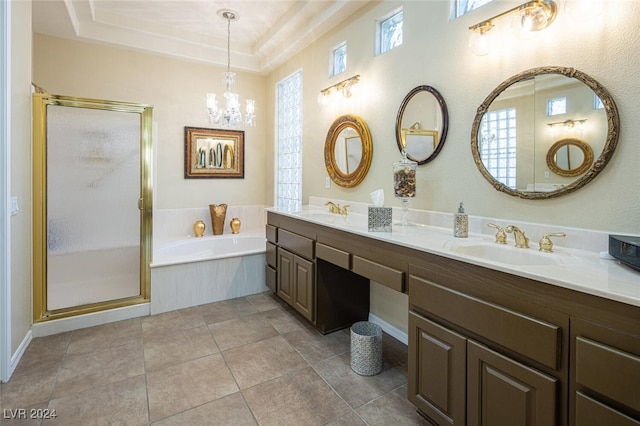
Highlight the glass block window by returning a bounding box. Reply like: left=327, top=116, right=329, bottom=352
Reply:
left=480, top=108, right=517, bottom=189
left=376, top=8, right=403, bottom=55
left=275, top=70, right=303, bottom=211
left=330, top=42, right=347, bottom=77
left=547, top=97, right=567, bottom=116
left=594, top=94, right=604, bottom=110
left=452, top=0, right=494, bottom=18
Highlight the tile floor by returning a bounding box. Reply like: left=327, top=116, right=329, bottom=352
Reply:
left=0, top=292, right=430, bottom=425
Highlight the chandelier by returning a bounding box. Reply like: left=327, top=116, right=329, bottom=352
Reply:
left=206, top=10, right=256, bottom=128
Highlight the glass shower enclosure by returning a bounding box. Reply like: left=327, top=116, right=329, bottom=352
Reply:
left=32, top=93, right=153, bottom=321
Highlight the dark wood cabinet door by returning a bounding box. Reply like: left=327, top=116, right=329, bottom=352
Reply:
left=293, top=255, right=314, bottom=321
left=408, top=311, right=466, bottom=426
left=276, top=248, right=294, bottom=305
left=467, top=340, right=558, bottom=426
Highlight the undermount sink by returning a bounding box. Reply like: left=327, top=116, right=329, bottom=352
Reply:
left=449, top=243, right=562, bottom=266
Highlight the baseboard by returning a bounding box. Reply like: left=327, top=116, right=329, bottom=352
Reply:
left=7, top=330, right=32, bottom=380
left=368, top=313, right=408, bottom=345
left=31, top=303, right=150, bottom=337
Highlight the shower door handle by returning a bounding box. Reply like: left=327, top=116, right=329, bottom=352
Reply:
left=138, top=198, right=143, bottom=210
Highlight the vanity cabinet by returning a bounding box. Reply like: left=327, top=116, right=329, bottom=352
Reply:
left=266, top=210, right=640, bottom=426
left=266, top=212, right=369, bottom=333
left=408, top=260, right=568, bottom=426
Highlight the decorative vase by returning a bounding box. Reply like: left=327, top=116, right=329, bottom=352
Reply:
left=193, top=220, right=206, bottom=237
left=209, top=204, right=227, bottom=235
left=393, top=149, right=417, bottom=227
left=230, top=217, right=241, bottom=234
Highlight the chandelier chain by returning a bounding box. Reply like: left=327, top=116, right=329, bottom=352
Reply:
left=226, top=14, right=231, bottom=74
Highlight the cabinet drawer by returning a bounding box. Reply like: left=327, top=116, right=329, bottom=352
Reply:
left=411, top=278, right=561, bottom=369
left=266, top=224, right=277, bottom=243
left=279, top=229, right=314, bottom=259
left=576, top=391, right=640, bottom=426
left=352, top=255, right=404, bottom=292
left=266, top=242, right=277, bottom=267
left=316, top=243, right=350, bottom=269
left=576, top=336, right=640, bottom=412
left=265, top=265, right=276, bottom=293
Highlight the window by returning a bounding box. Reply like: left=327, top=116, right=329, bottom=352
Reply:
left=480, top=108, right=517, bottom=189
left=547, top=97, right=567, bottom=116
left=275, top=70, right=303, bottom=211
left=376, top=8, right=403, bottom=55
left=594, top=94, right=604, bottom=110
left=452, top=0, right=494, bottom=18
left=330, top=42, right=347, bottom=77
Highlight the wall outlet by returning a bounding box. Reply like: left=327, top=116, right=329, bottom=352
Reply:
left=10, top=196, right=19, bottom=216
left=544, top=171, right=550, bottom=179
left=325, top=177, right=331, bottom=189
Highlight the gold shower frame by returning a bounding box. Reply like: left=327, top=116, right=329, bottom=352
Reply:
left=32, top=93, right=153, bottom=322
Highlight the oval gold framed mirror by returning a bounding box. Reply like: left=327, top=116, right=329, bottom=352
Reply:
left=471, top=66, right=619, bottom=199
left=324, top=114, right=372, bottom=188
left=546, top=138, right=594, bottom=177
left=395, top=85, right=449, bottom=165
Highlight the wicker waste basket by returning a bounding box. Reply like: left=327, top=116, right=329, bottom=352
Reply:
left=350, top=321, right=383, bottom=376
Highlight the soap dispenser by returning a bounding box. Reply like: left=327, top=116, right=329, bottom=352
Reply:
left=454, top=202, right=468, bottom=238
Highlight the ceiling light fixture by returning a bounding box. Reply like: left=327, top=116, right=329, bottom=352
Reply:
left=206, top=10, right=256, bottom=128
left=468, top=0, right=557, bottom=55
left=318, top=75, right=360, bottom=105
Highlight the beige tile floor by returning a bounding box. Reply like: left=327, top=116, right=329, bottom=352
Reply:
left=0, top=292, right=430, bottom=425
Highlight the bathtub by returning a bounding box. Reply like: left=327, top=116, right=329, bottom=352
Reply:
left=152, top=233, right=267, bottom=267
left=150, top=232, right=268, bottom=314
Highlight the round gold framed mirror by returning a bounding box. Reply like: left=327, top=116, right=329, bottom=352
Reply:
left=546, top=138, right=594, bottom=177
left=471, top=66, right=619, bottom=199
left=395, top=85, right=449, bottom=165
left=324, top=114, right=372, bottom=188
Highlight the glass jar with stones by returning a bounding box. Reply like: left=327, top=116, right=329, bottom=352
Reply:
left=393, top=150, right=417, bottom=226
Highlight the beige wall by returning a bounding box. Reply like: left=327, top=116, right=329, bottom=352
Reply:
left=10, top=0, right=32, bottom=354
left=266, top=0, right=640, bottom=234
left=33, top=34, right=269, bottom=210
left=264, top=0, right=640, bottom=333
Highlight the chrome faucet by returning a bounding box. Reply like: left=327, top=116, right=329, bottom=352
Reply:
left=505, top=225, right=530, bottom=248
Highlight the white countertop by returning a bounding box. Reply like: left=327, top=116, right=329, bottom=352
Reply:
left=268, top=205, right=640, bottom=308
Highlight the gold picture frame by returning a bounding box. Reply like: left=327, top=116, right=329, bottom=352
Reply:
left=184, top=127, right=244, bottom=178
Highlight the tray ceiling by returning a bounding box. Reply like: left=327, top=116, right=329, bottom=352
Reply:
left=33, top=0, right=375, bottom=74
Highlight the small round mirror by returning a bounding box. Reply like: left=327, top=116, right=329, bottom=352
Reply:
left=546, top=138, right=594, bottom=177
left=324, top=114, right=372, bottom=188
left=395, top=85, right=449, bottom=165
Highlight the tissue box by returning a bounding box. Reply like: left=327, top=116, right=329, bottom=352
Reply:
left=368, top=207, right=392, bottom=232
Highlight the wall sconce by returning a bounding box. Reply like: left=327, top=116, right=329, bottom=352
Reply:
left=547, top=118, right=588, bottom=129
left=468, top=0, right=557, bottom=55
left=318, top=75, right=360, bottom=105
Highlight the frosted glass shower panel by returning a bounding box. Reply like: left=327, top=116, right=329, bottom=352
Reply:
left=46, top=105, right=141, bottom=310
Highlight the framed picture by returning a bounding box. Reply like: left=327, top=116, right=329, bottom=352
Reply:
left=184, top=127, right=244, bottom=178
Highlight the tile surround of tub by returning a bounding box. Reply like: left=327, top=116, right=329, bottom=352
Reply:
left=308, top=196, right=614, bottom=254
left=150, top=253, right=267, bottom=314
left=153, top=205, right=268, bottom=245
